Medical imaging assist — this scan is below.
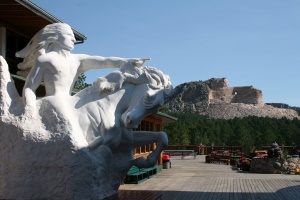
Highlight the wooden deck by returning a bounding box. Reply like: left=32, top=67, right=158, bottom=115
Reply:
left=118, top=155, right=300, bottom=200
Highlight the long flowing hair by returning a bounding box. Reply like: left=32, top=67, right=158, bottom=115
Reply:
left=15, top=23, right=71, bottom=70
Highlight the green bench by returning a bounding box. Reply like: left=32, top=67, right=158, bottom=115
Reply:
left=163, top=150, right=196, bottom=159
left=141, top=166, right=157, bottom=178
left=124, top=165, right=159, bottom=184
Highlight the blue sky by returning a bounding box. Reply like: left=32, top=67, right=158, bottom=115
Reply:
left=31, top=0, right=300, bottom=107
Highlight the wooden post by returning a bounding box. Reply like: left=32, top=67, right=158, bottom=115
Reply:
left=0, top=27, right=6, bottom=58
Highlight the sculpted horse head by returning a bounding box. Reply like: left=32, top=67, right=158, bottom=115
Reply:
left=74, top=65, right=172, bottom=151
left=121, top=66, right=172, bottom=129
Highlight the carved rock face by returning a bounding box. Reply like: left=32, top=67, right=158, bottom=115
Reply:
left=165, top=78, right=299, bottom=120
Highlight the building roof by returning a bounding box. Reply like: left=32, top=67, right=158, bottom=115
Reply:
left=155, top=112, right=177, bottom=124
left=0, top=0, right=86, bottom=43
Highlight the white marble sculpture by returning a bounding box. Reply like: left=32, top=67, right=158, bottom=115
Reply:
left=0, top=23, right=172, bottom=199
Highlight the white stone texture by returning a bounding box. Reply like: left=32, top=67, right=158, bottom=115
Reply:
left=0, top=40, right=171, bottom=199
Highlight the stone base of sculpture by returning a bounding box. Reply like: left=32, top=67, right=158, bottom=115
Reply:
left=0, top=123, right=122, bottom=199
left=0, top=100, right=132, bottom=199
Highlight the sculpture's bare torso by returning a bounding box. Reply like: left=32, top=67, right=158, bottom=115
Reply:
left=36, top=52, right=79, bottom=96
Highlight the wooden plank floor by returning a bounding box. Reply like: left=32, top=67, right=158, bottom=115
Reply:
left=119, top=155, right=300, bottom=200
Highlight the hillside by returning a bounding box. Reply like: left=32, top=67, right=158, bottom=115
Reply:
left=266, top=103, right=300, bottom=115
left=165, top=78, right=299, bottom=120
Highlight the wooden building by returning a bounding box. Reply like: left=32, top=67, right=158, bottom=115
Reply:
left=134, top=112, right=177, bottom=164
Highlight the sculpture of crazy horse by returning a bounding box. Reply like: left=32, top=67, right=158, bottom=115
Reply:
left=0, top=56, right=173, bottom=199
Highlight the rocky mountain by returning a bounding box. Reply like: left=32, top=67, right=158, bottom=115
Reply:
left=165, top=78, right=299, bottom=120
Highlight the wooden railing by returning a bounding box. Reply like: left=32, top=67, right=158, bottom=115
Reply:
left=166, top=145, right=243, bottom=155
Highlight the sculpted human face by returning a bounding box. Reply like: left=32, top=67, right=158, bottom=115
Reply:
left=57, top=25, right=76, bottom=51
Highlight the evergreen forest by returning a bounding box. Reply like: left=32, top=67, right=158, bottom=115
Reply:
left=162, top=112, right=300, bottom=152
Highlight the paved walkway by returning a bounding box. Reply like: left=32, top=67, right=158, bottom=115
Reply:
left=118, top=155, right=300, bottom=200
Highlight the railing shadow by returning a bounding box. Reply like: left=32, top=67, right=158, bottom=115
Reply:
left=110, top=186, right=300, bottom=200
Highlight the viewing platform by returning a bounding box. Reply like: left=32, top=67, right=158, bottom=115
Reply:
left=117, top=155, right=300, bottom=200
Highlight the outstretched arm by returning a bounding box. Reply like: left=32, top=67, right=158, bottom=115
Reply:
left=76, top=54, right=149, bottom=73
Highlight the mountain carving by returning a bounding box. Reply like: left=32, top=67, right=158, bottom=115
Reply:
left=166, top=78, right=299, bottom=120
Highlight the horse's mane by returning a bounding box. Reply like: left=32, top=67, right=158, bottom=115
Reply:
left=141, top=67, right=173, bottom=109
left=94, top=66, right=171, bottom=92
left=93, top=71, right=125, bottom=93
left=142, top=66, right=171, bottom=90
left=75, top=66, right=172, bottom=100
